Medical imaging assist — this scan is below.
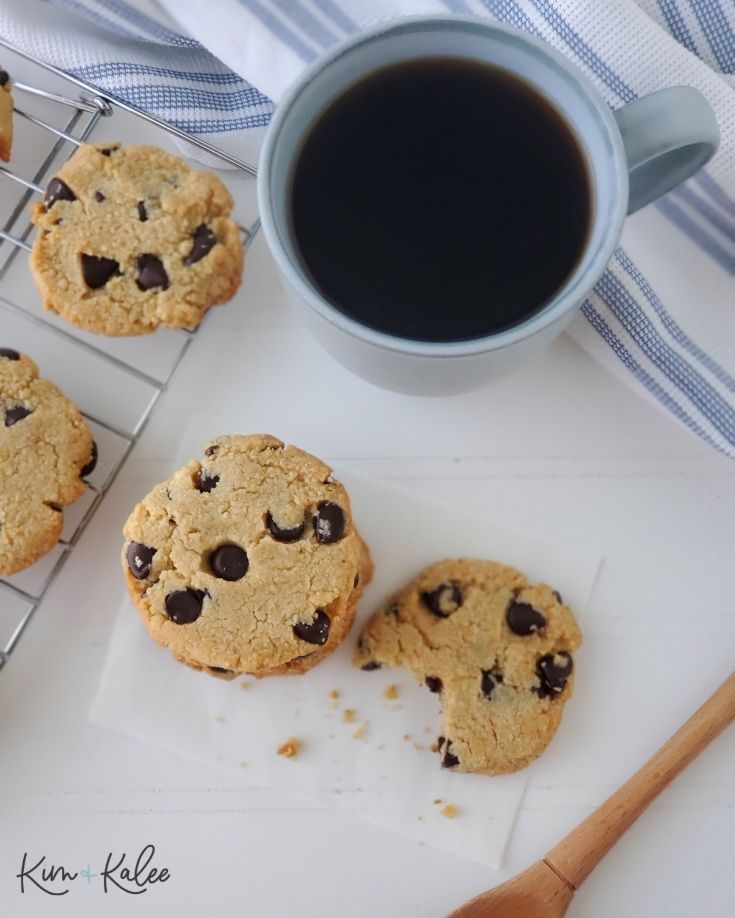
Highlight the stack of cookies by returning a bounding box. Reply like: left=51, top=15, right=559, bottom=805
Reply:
left=122, top=435, right=373, bottom=678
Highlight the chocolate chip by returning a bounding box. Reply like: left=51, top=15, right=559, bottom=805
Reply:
left=44, top=178, right=76, bottom=209
left=0, top=348, right=20, bottom=360
left=361, top=661, right=381, bottom=671
left=136, top=254, right=169, bottom=291
left=209, top=544, right=249, bottom=581
left=553, top=590, right=563, bottom=603
left=47, top=503, right=62, bottom=512
left=204, top=444, right=218, bottom=457
left=314, top=501, right=345, bottom=543
left=137, top=201, right=148, bottom=222
left=195, top=469, right=219, bottom=493
left=535, top=652, right=573, bottom=698
left=353, top=573, right=360, bottom=588
left=293, top=610, right=330, bottom=645
left=481, top=669, right=503, bottom=699
left=421, top=582, right=462, bottom=618
left=425, top=675, right=443, bottom=694
left=165, top=588, right=205, bottom=624
left=0, top=70, right=8, bottom=87
left=80, top=441, right=98, bottom=477
left=184, top=224, right=217, bottom=265
left=81, top=254, right=121, bottom=289
left=126, top=542, right=155, bottom=580
left=99, top=146, right=117, bottom=156
left=384, top=601, right=400, bottom=617
left=506, top=601, right=546, bottom=636
left=439, top=738, right=459, bottom=769
left=209, top=666, right=232, bottom=674
left=4, top=405, right=31, bottom=427
left=266, top=512, right=304, bottom=543
left=94, top=191, right=105, bottom=202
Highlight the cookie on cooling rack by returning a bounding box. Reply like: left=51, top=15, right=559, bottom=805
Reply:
left=30, top=142, right=244, bottom=335
left=122, top=434, right=373, bottom=679
left=354, top=558, right=582, bottom=776
left=0, top=67, right=13, bottom=161
left=0, top=349, right=96, bottom=575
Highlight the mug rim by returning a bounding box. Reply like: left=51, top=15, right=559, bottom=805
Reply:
left=258, top=14, right=629, bottom=359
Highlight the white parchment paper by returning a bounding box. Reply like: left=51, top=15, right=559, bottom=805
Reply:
left=91, top=471, right=599, bottom=868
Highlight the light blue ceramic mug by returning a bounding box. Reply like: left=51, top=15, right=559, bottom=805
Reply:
left=258, top=16, right=719, bottom=395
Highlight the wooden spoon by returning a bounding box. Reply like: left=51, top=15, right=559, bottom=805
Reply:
left=448, top=671, right=735, bottom=918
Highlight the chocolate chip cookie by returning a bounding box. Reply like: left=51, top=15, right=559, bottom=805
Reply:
left=122, top=434, right=372, bottom=678
left=0, top=350, right=96, bottom=575
left=0, top=67, right=12, bottom=162
left=30, top=142, right=244, bottom=335
left=354, top=558, right=582, bottom=775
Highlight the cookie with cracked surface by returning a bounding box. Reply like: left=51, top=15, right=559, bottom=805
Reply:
left=0, top=350, right=95, bottom=575
left=0, top=67, right=12, bottom=161
left=122, top=434, right=373, bottom=678
left=30, top=142, right=244, bottom=335
left=353, top=559, right=582, bottom=775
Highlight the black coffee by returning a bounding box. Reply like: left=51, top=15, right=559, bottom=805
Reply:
left=290, top=58, right=591, bottom=342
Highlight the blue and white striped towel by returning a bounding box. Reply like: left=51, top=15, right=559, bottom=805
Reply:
left=1, top=0, right=734, bottom=455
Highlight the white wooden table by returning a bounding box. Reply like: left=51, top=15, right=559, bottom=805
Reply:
left=0, top=48, right=733, bottom=918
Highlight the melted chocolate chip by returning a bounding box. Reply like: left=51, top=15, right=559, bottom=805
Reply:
left=354, top=573, right=360, bottom=588
left=361, top=661, right=381, bottom=671
left=184, top=224, right=217, bottom=265
left=47, top=503, right=62, bottom=512
left=136, top=254, right=169, bottom=291
left=126, top=542, right=156, bottom=580
left=425, top=675, right=443, bottom=694
left=535, top=652, right=573, bottom=698
left=266, top=512, right=305, bottom=543
left=195, top=469, right=219, bottom=493
left=293, top=610, right=330, bottom=645
left=481, top=668, right=503, bottom=699
left=4, top=405, right=31, bottom=427
left=99, top=146, right=117, bottom=156
left=165, top=588, right=206, bottom=624
left=0, top=70, right=8, bottom=87
left=204, top=444, right=218, bottom=457
left=314, top=501, right=345, bottom=543
left=439, top=738, right=459, bottom=769
left=0, top=348, right=20, bottom=360
left=209, top=544, right=249, bottom=581
left=137, top=201, right=148, bottom=222
left=209, top=666, right=232, bottom=675
left=506, top=601, right=546, bottom=636
left=553, top=590, right=563, bottom=603
left=80, top=441, right=98, bottom=478
left=44, top=178, right=76, bottom=209
left=94, top=191, right=105, bottom=202
left=81, top=254, right=121, bottom=289
left=421, top=582, right=462, bottom=618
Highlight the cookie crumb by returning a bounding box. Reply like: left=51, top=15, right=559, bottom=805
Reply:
left=238, top=760, right=247, bottom=768
left=277, top=737, right=301, bottom=758
left=389, top=703, right=402, bottom=711
left=240, top=681, right=250, bottom=691
left=329, top=689, right=340, bottom=699
left=215, top=715, right=226, bottom=723
left=353, top=722, right=368, bottom=740
left=430, top=741, right=440, bottom=753
left=342, top=708, right=357, bottom=724
left=377, top=743, right=385, bottom=751
left=382, top=683, right=399, bottom=701
left=332, top=788, right=342, bottom=795
left=403, top=733, right=411, bottom=742
left=441, top=804, right=460, bottom=819
left=417, top=816, right=424, bottom=821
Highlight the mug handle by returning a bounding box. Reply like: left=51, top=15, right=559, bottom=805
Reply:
left=612, top=86, right=719, bottom=215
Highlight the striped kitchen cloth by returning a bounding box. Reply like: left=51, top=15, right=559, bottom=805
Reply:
left=1, top=0, right=733, bottom=455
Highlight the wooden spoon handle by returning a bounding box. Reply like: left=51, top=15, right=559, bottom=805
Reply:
left=545, top=671, right=735, bottom=890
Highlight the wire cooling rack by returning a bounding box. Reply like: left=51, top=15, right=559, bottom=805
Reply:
left=0, top=42, right=260, bottom=669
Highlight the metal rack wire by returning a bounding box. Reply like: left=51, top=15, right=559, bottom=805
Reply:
left=0, top=48, right=260, bottom=669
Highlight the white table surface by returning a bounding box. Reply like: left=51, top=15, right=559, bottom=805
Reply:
left=0, top=48, right=734, bottom=918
